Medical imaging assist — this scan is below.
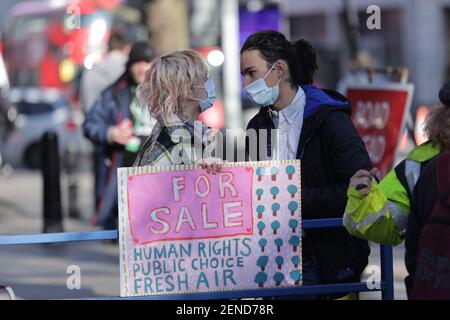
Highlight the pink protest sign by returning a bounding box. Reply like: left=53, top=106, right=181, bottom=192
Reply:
left=118, top=160, right=302, bottom=297
left=127, top=167, right=254, bottom=244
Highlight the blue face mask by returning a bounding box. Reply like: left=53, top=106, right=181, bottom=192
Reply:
left=194, top=78, right=216, bottom=112
left=244, top=64, right=280, bottom=107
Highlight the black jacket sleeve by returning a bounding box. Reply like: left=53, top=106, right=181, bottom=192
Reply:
left=404, top=157, right=438, bottom=294
left=405, top=190, right=421, bottom=295
left=302, top=111, right=372, bottom=218
left=83, top=91, right=115, bottom=146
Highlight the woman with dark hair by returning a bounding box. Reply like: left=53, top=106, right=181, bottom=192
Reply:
left=241, top=30, right=372, bottom=298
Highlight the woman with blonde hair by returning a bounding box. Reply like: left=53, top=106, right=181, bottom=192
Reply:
left=134, top=50, right=221, bottom=173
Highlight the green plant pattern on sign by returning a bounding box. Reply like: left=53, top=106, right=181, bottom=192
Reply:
left=258, top=238, right=267, bottom=252
left=290, top=269, right=301, bottom=285
left=256, top=205, right=265, bottom=219
left=270, top=166, right=279, bottom=181
left=274, top=238, right=283, bottom=252
left=289, top=219, right=299, bottom=233
left=256, top=256, right=269, bottom=272
left=257, top=221, right=265, bottom=236
left=270, top=186, right=279, bottom=200
left=256, top=188, right=264, bottom=200
left=292, top=255, right=300, bottom=268
left=271, top=221, right=280, bottom=235
left=288, top=201, right=298, bottom=216
left=286, top=165, right=295, bottom=180
left=274, top=272, right=285, bottom=286
left=275, top=256, right=284, bottom=270
left=289, top=235, right=300, bottom=252
left=271, top=202, right=280, bottom=217
left=255, top=272, right=268, bottom=288
left=256, top=167, right=265, bottom=182
left=287, top=185, right=298, bottom=198
left=251, top=162, right=301, bottom=290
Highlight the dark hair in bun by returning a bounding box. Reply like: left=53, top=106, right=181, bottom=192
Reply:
left=240, top=30, right=318, bottom=86
left=439, top=79, right=450, bottom=107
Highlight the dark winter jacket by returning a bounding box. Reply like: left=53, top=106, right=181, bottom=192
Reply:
left=246, top=84, right=372, bottom=284
left=83, top=76, right=133, bottom=229
left=404, top=153, right=441, bottom=295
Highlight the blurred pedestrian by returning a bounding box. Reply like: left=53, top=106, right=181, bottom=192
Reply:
left=80, top=32, right=131, bottom=212
left=241, top=30, right=371, bottom=299
left=83, top=42, right=156, bottom=230
left=80, top=32, right=131, bottom=113
left=0, top=93, right=13, bottom=173
left=0, top=93, right=13, bottom=143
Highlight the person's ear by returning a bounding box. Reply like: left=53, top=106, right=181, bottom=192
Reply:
left=186, top=89, right=195, bottom=101
left=274, top=60, right=287, bottom=79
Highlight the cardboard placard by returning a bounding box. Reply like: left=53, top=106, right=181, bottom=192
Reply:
left=118, top=160, right=302, bottom=297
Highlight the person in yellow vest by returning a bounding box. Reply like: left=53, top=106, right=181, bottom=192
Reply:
left=343, top=79, right=450, bottom=246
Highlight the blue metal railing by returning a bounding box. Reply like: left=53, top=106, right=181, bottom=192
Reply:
left=0, top=218, right=394, bottom=300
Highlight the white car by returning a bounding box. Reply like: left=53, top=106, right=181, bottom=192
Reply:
left=3, top=87, right=83, bottom=169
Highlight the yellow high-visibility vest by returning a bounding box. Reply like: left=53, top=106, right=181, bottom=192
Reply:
left=343, top=141, right=440, bottom=246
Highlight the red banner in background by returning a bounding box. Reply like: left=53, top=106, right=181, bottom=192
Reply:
left=346, top=84, right=414, bottom=178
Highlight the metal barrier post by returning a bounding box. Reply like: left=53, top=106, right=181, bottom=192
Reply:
left=41, top=132, right=63, bottom=233
left=65, top=141, right=80, bottom=219
left=380, top=244, right=395, bottom=300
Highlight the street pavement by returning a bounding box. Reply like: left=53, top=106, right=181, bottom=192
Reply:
left=0, top=167, right=120, bottom=299
left=0, top=160, right=409, bottom=300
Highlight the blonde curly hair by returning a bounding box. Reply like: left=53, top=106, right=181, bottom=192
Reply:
left=137, top=50, right=208, bottom=118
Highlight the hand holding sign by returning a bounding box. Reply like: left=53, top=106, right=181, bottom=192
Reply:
left=350, top=168, right=379, bottom=196
left=197, top=157, right=225, bottom=174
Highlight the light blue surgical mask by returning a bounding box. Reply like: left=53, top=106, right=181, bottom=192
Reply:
left=194, top=78, right=216, bottom=112
left=244, top=64, right=281, bottom=107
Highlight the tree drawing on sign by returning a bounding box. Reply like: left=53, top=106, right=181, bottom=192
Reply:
left=287, top=185, right=298, bottom=198
left=271, top=221, right=280, bottom=235
left=275, top=256, right=284, bottom=270
left=256, top=188, right=264, bottom=200
left=258, top=238, right=267, bottom=252
left=289, top=235, right=300, bottom=252
left=274, top=238, right=283, bottom=252
left=256, top=167, right=265, bottom=182
left=288, top=201, right=298, bottom=216
left=270, top=166, right=279, bottom=181
left=256, top=256, right=269, bottom=272
left=271, top=202, right=280, bottom=217
left=292, top=255, right=300, bottom=268
left=255, top=272, right=268, bottom=288
left=257, top=221, right=265, bottom=236
left=290, top=269, right=301, bottom=285
left=256, top=205, right=265, bottom=219
left=270, top=186, right=280, bottom=200
left=286, top=165, right=295, bottom=180
left=289, top=219, right=299, bottom=233
left=274, top=272, right=285, bottom=286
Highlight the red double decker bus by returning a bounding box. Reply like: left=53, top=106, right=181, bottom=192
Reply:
left=3, top=0, right=124, bottom=103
